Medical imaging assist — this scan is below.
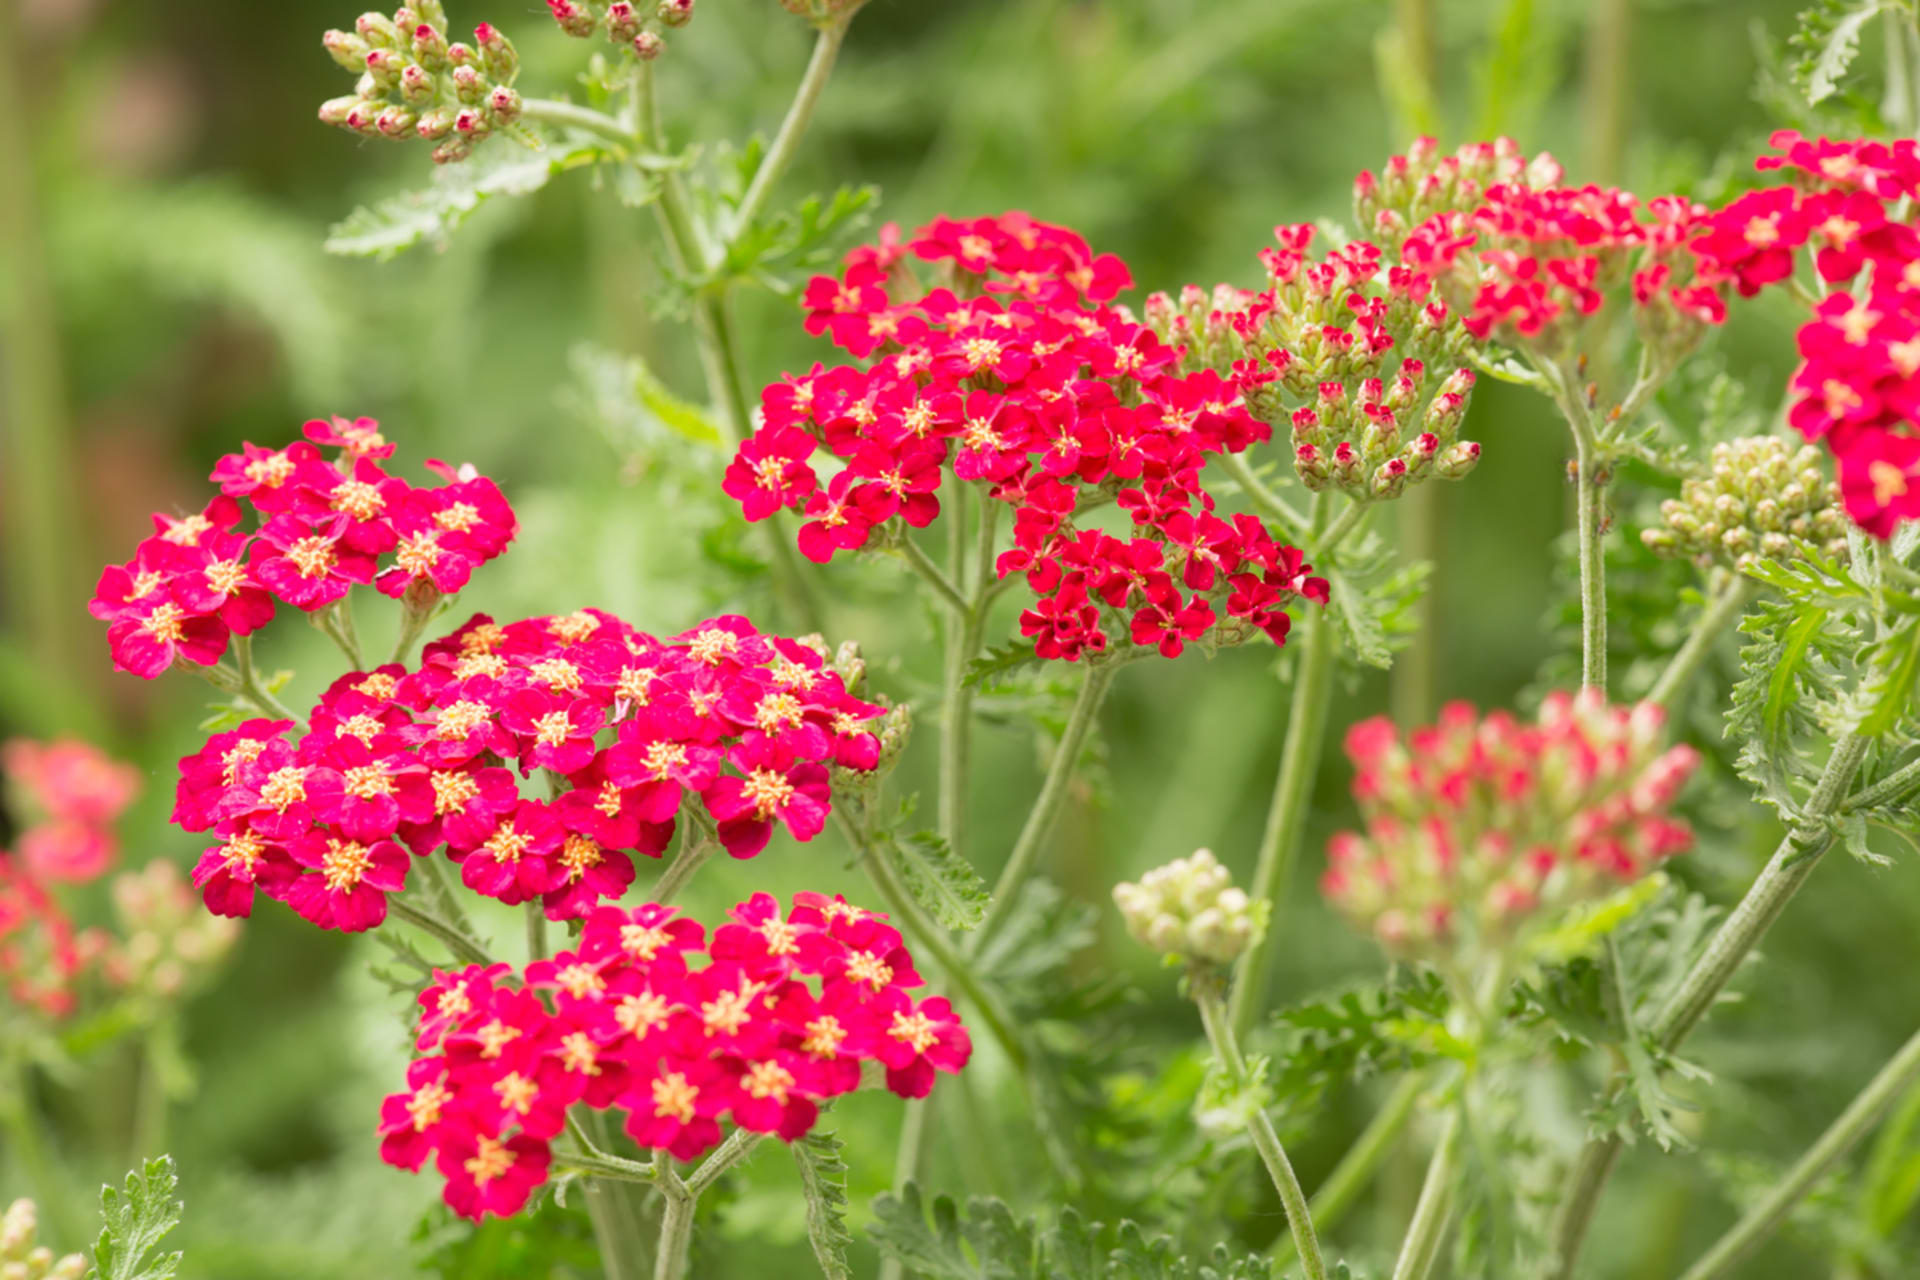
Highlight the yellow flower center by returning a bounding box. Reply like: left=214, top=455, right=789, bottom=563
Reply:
left=889, top=1010, right=940, bottom=1055
left=743, top=1060, right=795, bottom=1104
left=204, top=560, right=248, bottom=595
left=337, top=714, right=384, bottom=746
left=559, top=1031, right=600, bottom=1075
left=395, top=532, right=442, bottom=576
left=343, top=763, right=394, bottom=800
left=141, top=602, right=188, bottom=642
left=687, top=628, right=739, bottom=665
left=558, top=833, right=603, bottom=882
left=845, top=950, right=893, bottom=990
left=461, top=622, right=509, bottom=653
left=221, top=830, right=265, bottom=870
left=244, top=453, right=295, bottom=489
left=431, top=770, right=480, bottom=815
left=651, top=1071, right=698, bottom=1124
left=555, top=963, right=604, bottom=1000
left=222, top=739, right=266, bottom=786
left=331, top=480, right=386, bottom=521
left=463, top=1135, right=515, bottom=1186
left=436, top=701, right=490, bottom=740
left=530, top=658, right=583, bottom=693
left=356, top=671, right=398, bottom=699
left=475, top=1019, right=520, bottom=1059
left=434, top=501, right=482, bottom=533
left=742, top=768, right=795, bottom=818
left=547, top=611, right=600, bottom=644
left=533, top=711, right=573, bottom=747
left=284, top=536, right=336, bottom=579
left=754, top=692, right=805, bottom=733
left=453, top=652, right=507, bottom=681
left=484, top=821, right=532, bottom=864
left=621, top=924, right=671, bottom=960
left=161, top=513, right=214, bottom=546
left=700, top=983, right=758, bottom=1037
left=320, top=837, right=374, bottom=892
left=802, top=1015, right=847, bottom=1059
left=493, top=1072, right=539, bottom=1116
left=407, top=1078, right=452, bottom=1131
left=260, top=766, right=307, bottom=811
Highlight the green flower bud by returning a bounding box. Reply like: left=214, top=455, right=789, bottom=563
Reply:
left=1113, top=849, right=1265, bottom=967
left=1643, top=435, right=1848, bottom=570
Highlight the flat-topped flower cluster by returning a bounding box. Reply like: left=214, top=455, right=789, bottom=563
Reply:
left=1321, top=691, right=1699, bottom=966
left=89, top=418, right=516, bottom=680
left=178, top=610, right=886, bottom=931
left=380, top=893, right=969, bottom=1219
left=725, top=212, right=1330, bottom=662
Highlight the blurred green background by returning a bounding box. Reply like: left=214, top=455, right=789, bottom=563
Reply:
left=6, top=0, right=1920, bottom=1276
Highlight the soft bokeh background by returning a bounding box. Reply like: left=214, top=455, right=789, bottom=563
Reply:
left=4, top=0, right=1919, bottom=1276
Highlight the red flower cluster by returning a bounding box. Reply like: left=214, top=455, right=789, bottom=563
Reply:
left=178, top=610, right=885, bottom=932
left=89, top=418, right=516, bottom=681
left=725, top=213, right=1329, bottom=662
left=545, top=0, right=690, bottom=59
left=2, top=738, right=140, bottom=882
left=1320, top=690, right=1698, bottom=964
left=380, top=894, right=969, bottom=1220
left=1145, top=224, right=1483, bottom=501
left=1358, top=137, right=1728, bottom=350
left=1690, top=132, right=1920, bottom=536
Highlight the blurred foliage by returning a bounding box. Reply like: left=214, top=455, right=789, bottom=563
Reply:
left=5, top=0, right=1920, bottom=1278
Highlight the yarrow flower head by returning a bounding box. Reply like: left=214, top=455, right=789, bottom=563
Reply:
left=1321, top=692, right=1699, bottom=972
left=1145, top=224, right=1484, bottom=501
left=0, top=1199, right=87, bottom=1280
left=1112, top=848, right=1264, bottom=967
left=177, top=610, right=885, bottom=931
left=380, top=893, right=968, bottom=1220
left=1692, top=132, right=1920, bottom=537
left=319, top=3, right=524, bottom=164
left=89, top=418, right=516, bottom=681
left=544, top=0, right=692, bottom=58
left=1641, top=435, right=1850, bottom=570
left=727, top=213, right=1330, bottom=663
left=1, top=738, right=139, bottom=882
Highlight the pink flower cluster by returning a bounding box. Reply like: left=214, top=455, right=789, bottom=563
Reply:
left=1144, top=225, right=1483, bottom=501
left=1359, top=137, right=1729, bottom=349
left=89, top=418, right=517, bottom=680
left=1, top=738, right=140, bottom=883
left=379, top=893, right=969, bottom=1220
left=1320, top=691, right=1698, bottom=963
left=725, top=213, right=1329, bottom=662
left=1689, top=132, right=1920, bottom=536
left=177, top=610, right=885, bottom=933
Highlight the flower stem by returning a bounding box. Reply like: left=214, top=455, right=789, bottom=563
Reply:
left=1227, top=580, right=1337, bottom=1039
left=1842, top=752, right=1920, bottom=813
left=1216, top=450, right=1312, bottom=543
left=939, top=497, right=995, bottom=864
left=971, top=657, right=1122, bottom=944
left=1, top=1057, right=77, bottom=1249
left=526, top=901, right=549, bottom=963
left=727, top=16, right=853, bottom=241
left=521, top=98, right=646, bottom=151
left=651, top=835, right=716, bottom=905
left=1646, top=575, right=1752, bottom=711
left=1679, top=1022, right=1920, bottom=1280
left=388, top=897, right=494, bottom=968
left=1545, top=730, right=1875, bottom=1277
left=1573, top=427, right=1609, bottom=692
left=231, top=635, right=297, bottom=720
left=1390, top=1109, right=1463, bottom=1280
left=897, top=534, right=969, bottom=615
left=578, top=1110, right=657, bottom=1280
left=1193, top=973, right=1327, bottom=1280
left=314, top=600, right=366, bottom=671
left=1271, top=1073, right=1425, bottom=1267
left=1318, top=498, right=1372, bottom=556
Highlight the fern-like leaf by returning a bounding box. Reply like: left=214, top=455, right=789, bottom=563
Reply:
left=89, top=1156, right=184, bottom=1280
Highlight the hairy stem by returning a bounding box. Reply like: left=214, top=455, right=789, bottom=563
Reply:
left=728, top=16, right=853, bottom=239
left=387, top=897, right=494, bottom=968
left=1646, top=575, right=1752, bottom=711
left=1546, top=730, right=1875, bottom=1276
left=1194, top=974, right=1327, bottom=1280
left=231, top=635, right=298, bottom=720
left=1842, top=752, right=1920, bottom=813
left=1391, top=1109, right=1463, bottom=1280
left=1216, top=450, right=1312, bottom=543
left=1227, top=579, right=1337, bottom=1037
left=578, top=1110, right=656, bottom=1280
left=1573, top=428, right=1609, bottom=692
left=972, top=658, right=1123, bottom=943
left=651, top=836, right=717, bottom=905
left=897, top=534, right=969, bottom=615
left=1272, top=1073, right=1426, bottom=1267
left=652, top=1179, right=696, bottom=1280
left=939, top=497, right=996, bottom=864
left=1678, top=1023, right=1920, bottom=1280
left=526, top=900, right=549, bottom=963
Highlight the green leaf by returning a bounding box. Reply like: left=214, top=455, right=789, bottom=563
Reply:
left=1323, top=534, right=1431, bottom=671
left=715, top=184, right=879, bottom=296
left=565, top=342, right=724, bottom=454
left=891, top=830, right=991, bottom=931
left=791, top=1131, right=854, bottom=1280
left=866, top=1184, right=1037, bottom=1280
left=89, top=1156, right=184, bottom=1280
left=963, top=639, right=1043, bottom=690
left=325, top=142, right=599, bottom=259
left=1860, top=618, right=1920, bottom=739
left=1790, top=0, right=1888, bottom=104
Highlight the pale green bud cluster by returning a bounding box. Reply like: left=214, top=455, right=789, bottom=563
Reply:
left=319, top=5, right=523, bottom=164
left=102, top=860, right=240, bottom=1001
left=1641, top=435, right=1849, bottom=569
left=0, top=1201, right=86, bottom=1280
left=1112, top=849, right=1263, bottom=966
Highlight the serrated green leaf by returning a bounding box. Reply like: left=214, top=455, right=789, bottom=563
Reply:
left=1861, top=619, right=1920, bottom=738
left=89, top=1156, right=184, bottom=1280
left=891, top=830, right=991, bottom=931
left=792, top=1131, right=854, bottom=1280
left=325, top=143, right=599, bottom=259
left=963, top=640, right=1043, bottom=690
left=1791, top=0, right=1887, bottom=104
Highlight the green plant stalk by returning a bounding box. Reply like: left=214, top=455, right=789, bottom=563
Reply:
left=526, top=900, right=549, bottom=963
left=1215, top=450, right=1312, bottom=543
left=1226, top=586, right=1336, bottom=1038
left=1842, top=753, right=1920, bottom=813
left=1390, top=1109, right=1463, bottom=1280
left=728, top=16, right=853, bottom=239
left=1, top=1058, right=77, bottom=1249
left=897, top=534, right=969, bottom=614
left=1677, top=1023, right=1920, bottom=1280
left=231, top=634, right=297, bottom=720
left=1546, top=730, right=1876, bottom=1277
left=652, top=1179, right=697, bottom=1280
left=939, top=499, right=998, bottom=865
left=1271, top=1073, right=1425, bottom=1267
left=388, top=898, right=494, bottom=968
left=1646, top=576, right=1753, bottom=711
left=971, top=658, right=1122, bottom=943
left=1193, top=974, right=1328, bottom=1280
left=578, top=1109, right=656, bottom=1280
left=651, top=835, right=717, bottom=905
left=1573, top=427, right=1609, bottom=691
left=1392, top=485, right=1440, bottom=726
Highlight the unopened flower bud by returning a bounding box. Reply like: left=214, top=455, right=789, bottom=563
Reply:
left=318, top=95, right=363, bottom=127
left=658, top=0, right=695, bottom=27
left=356, top=12, right=402, bottom=46
left=376, top=106, right=417, bottom=138
left=1643, top=435, right=1848, bottom=570
left=1370, top=456, right=1410, bottom=499
left=323, top=29, right=372, bottom=71
left=488, top=86, right=522, bottom=124
left=1113, top=848, right=1264, bottom=967
left=411, top=21, right=450, bottom=68
left=1435, top=439, right=1480, bottom=480
left=363, top=47, right=405, bottom=89
left=548, top=0, right=598, bottom=37
left=473, top=23, right=517, bottom=79
left=634, top=30, right=665, bottom=59
left=398, top=62, right=436, bottom=105
left=415, top=105, right=457, bottom=139
left=449, top=63, right=487, bottom=104
left=607, top=1, right=643, bottom=41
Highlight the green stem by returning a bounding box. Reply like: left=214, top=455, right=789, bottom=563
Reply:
left=389, top=592, right=443, bottom=666
left=897, top=534, right=969, bottom=615
left=1546, top=730, right=1875, bottom=1277
left=231, top=635, right=297, bottom=720
left=1194, top=974, right=1327, bottom=1280
left=314, top=600, right=366, bottom=671
left=1271, top=1073, right=1425, bottom=1267
left=1646, top=576, right=1752, bottom=711
left=526, top=901, right=549, bottom=963
left=971, top=658, right=1123, bottom=943
left=521, top=98, right=646, bottom=150
left=1573, top=427, right=1609, bottom=692
left=1216, top=450, right=1312, bottom=543
left=728, top=16, right=853, bottom=239
left=1842, top=753, right=1920, bottom=814
left=838, top=812, right=1028, bottom=1075
left=1390, top=1110, right=1463, bottom=1280
left=1, top=1059, right=76, bottom=1249
left=652, top=1178, right=696, bottom=1280
left=685, top=1127, right=765, bottom=1196
left=650, top=836, right=717, bottom=905
left=1678, top=1024, right=1920, bottom=1280
left=1318, top=499, right=1372, bottom=555
left=578, top=1110, right=657, bottom=1280
left=1227, top=586, right=1337, bottom=1039
left=387, top=897, right=494, bottom=968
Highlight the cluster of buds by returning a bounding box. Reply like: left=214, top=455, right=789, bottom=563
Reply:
left=1144, top=226, right=1484, bottom=502
left=381, top=894, right=968, bottom=1219
left=1321, top=692, right=1699, bottom=972
left=1642, top=436, right=1850, bottom=569
left=1112, top=849, right=1262, bottom=967
left=320, top=4, right=523, bottom=164
left=0, top=1201, right=85, bottom=1280
left=2, top=738, right=139, bottom=883
left=777, top=0, right=865, bottom=26
left=99, top=862, right=241, bottom=1003
left=544, top=0, right=693, bottom=60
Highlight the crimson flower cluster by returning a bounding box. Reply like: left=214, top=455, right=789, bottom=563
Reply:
left=380, top=893, right=969, bottom=1220
left=1689, top=132, right=1920, bottom=536
left=177, top=610, right=884, bottom=933
left=724, top=213, right=1329, bottom=662
left=89, top=418, right=516, bottom=681
left=1320, top=691, right=1699, bottom=967
left=1145, top=224, right=1483, bottom=502
left=1359, top=136, right=1729, bottom=353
